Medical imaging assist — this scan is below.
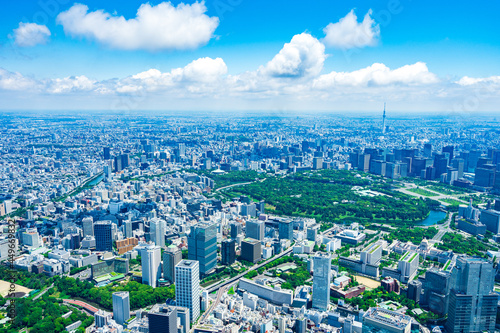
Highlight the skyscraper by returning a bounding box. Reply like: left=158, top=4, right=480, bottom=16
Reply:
left=382, top=102, right=386, bottom=134
left=124, top=220, right=133, bottom=238
left=94, top=221, right=113, bottom=252
left=178, top=143, right=186, bottom=157
left=422, top=269, right=451, bottom=316
left=103, top=147, right=111, bottom=160
left=241, top=239, right=261, bottom=263
left=312, top=254, right=331, bottom=311
left=112, top=291, right=130, bottom=325
left=141, top=244, right=162, bottom=288
left=163, top=245, right=181, bottom=283
left=423, top=143, right=432, bottom=158
left=148, top=305, right=177, bottom=333
left=279, top=219, right=293, bottom=240
left=230, top=223, right=241, bottom=239
left=82, top=216, right=94, bottom=237
left=445, top=256, right=497, bottom=333
left=246, top=219, right=265, bottom=241
left=175, top=260, right=200, bottom=322
left=150, top=218, right=165, bottom=248
left=187, top=223, right=217, bottom=275
left=442, top=145, right=454, bottom=163
left=221, top=239, right=236, bottom=265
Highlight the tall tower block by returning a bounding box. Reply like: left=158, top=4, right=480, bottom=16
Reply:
left=382, top=103, right=387, bottom=134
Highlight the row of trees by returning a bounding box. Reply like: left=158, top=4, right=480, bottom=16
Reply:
left=437, top=233, right=494, bottom=256
left=1, top=294, right=93, bottom=333
left=384, top=227, right=438, bottom=244
left=234, top=171, right=431, bottom=223
left=52, top=276, right=175, bottom=310
left=0, top=266, right=53, bottom=291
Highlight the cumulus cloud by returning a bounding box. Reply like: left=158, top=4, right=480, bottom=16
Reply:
left=322, top=10, right=379, bottom=49
left=0, top=68, right=38, bottom=90
left=56, top=2, right=219, bottom=51
left=262, top=33, right=326, bottom=78
left=12, top=22, right=51, bottom=47
left=313, top=62, right=439, bottom=89
left=47, top=75, right=96, bottom=94
left=119, top=57, right=227, bottom=93
left=456, top=76, right=500, bottom=86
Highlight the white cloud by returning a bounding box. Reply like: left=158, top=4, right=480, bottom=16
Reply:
left=181, top=57, right=227, bottom=82
left=12, top=22, right=51, bottom=47
left=313, top=62, right=439, bottom=89
left=262, top=33, right=326, bottom=78
left=47, top=75, right=96, bottom=94
left=456, top=76, right=500, bottom=86
left=322, top=9, right=379, bottom=49
left=120, top=57, right=227, bottom=93
left=0, top=68, right=38, bottom=90
left=56, top=2, right=219, bottom=51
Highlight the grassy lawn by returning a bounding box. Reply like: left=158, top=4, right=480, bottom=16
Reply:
left=426, top=185, right=456, bottom=195
left=441, top=198, right=465, bottom=206
left=408, top=188, right=439, bottom=197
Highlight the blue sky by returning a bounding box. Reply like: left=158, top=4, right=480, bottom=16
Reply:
left=1, top=0, right=500, bottom=112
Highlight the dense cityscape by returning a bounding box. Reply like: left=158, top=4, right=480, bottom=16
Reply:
left=0, top=110, right=499, bottom=333
left=2, top=0, right=500, bottom=332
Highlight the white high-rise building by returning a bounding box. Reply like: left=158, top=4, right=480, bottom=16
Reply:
left=141, top=244, right=162, bottom=288
left=150, top=218, right=165, bottom=248
left=82, top=216, right=94, bottom=237
left=124, top=220, right=133, bottom=238
left=4, top=200, right=12, bottom=214
left=112, top=291, right=130, bottom=325
left=175, top=260, right=200, bottom=322
left=312, top=253, right=331, bottom=311
left=22, top=228, right=41, bottom=248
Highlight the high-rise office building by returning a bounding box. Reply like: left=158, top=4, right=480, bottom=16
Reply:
left=141, top=244, right=162, bottom=288
left=149, top=218, right=165, bottom=248
left=246, top=219, right=265, bottom=241
left=82, top=216, right=94, bottom=237
left=422, top=269, right=451, bottom=316
left=176, top=307, right=190, bottom=333
left=423, top=143, right=432, bottom=158
left=112, top=291, right=130, bottom=325
left=442, top=145, right=454, bottom=163
left=178, top=143, right=186, bottom=157
left=474, top=164, right=497, bottom=187
left=163, top=245, right=181, bottom=283
left=407, top=280, right=422, bottom=303
left=312, top=254, right=331, bottom=311
left=94, top=221, right=113, bottom=251
left=94, top=310, right=111, bottom=328
left=307, top=225, right=319, bottom=242
left=241, top=238, right=262, bottom=263
left=103, top=147, right=111, bottom=160
left=221, top=239, right=236, bottom=265
left=240, top=203, right=257, bottom=217
left=313, top=157, right=323, bottom=170
left=451, top=158, right=465, bottom=179
left=279, top=220, right=293, bottom=240
left=445, top=256, right=497, bottom=333
left=433, top=153, right=449, bottom=180
left=230, top=223, right=242, bottom=239
left=148, top=305, right=177, bottom=333
left=124, top=220, right=133, bottom=238
left=175, top=260, right=200, bottom=322
left=358, top=154, right=370, bottom=172
left=187, top=223, right=217, bottom=276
